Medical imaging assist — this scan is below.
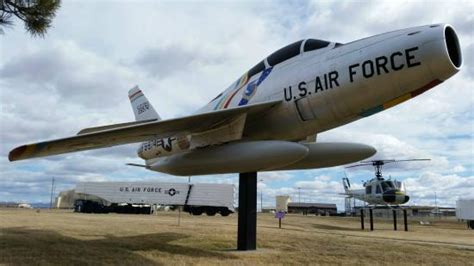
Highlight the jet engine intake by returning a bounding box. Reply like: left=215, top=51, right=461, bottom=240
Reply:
left=424, top=24, right=462, bottom=81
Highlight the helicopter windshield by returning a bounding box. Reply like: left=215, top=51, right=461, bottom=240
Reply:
left=381, top=181, right=395, bottom=192
left=365, top=185, right=372, bottom=194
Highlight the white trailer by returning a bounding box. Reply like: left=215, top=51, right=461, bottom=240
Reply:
left=74, top=182, right=235, bottom=216
left=456, top=198, right=474, bottom=229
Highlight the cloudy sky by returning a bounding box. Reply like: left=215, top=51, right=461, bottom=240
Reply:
left=1, top=0, right=472, bottom=210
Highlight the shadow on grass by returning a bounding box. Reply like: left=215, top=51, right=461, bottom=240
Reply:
left=312, top=224, right=362, bottom=231
left=0, top=227, right=236, bottom=264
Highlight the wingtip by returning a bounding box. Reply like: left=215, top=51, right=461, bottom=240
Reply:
left=8, top=145, right=27, bottom=161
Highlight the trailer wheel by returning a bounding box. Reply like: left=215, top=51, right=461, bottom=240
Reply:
left=84, top=202, right=92, bottom=213
left=206, top=209, right=217, bottom=216
left=469, top=220, right=474, bottom=229
left=220, top=210, right=231, bottom=217
left=191, top=208, right=203, bottom=216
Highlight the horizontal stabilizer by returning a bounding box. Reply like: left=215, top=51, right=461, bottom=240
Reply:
left=126, top=163, right=149, bottom=168
left=9, top=100, right=281, bottom=161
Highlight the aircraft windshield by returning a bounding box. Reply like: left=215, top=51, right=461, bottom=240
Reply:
left=381, top=181, right=395, bottom=192
left=303, top=39, right=330, bottom=52
left=266, top=39, right=332, bottom=67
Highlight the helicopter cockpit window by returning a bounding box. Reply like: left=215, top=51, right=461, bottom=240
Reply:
left=376, top=185, right=382, bottom=194
left=381, top=181, right=395, bottom=192
left=365, top=185, right=372, bottom=194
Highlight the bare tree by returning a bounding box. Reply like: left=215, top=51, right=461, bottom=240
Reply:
left=1, top=0, right=61, bottom=37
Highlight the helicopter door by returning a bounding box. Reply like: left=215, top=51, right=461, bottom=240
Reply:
left=365, top=185, right=372, bottom=194
left=375, top=184, right=383, bottom=202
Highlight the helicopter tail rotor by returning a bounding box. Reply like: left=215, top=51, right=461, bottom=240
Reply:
left=342, top=177, right=351, bottom=192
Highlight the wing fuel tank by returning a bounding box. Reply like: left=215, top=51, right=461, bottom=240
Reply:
left=150, top=141, right=375, bottom=175
left=271, top=142, right=376, bottom=171
left=150, top=141, right=309, bottom=176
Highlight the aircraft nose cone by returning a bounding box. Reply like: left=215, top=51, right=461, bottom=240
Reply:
left=383, top=190, right=409, bottom=204
left=383, top=191, right=397, bottom=203
left=402, top=195, right=410, bottom=204
left=382, top=189, right=400, bottom=203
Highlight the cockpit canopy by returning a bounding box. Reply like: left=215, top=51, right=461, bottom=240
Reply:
left=209, top=38, right=341, bottom=104
left=247, top=39, right=339, bottom=78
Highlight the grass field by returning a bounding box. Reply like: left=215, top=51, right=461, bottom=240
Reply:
left=1, top=208, right=473, bottom=265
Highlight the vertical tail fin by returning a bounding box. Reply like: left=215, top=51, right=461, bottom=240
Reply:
left=128, top=86, right=161, bottom=121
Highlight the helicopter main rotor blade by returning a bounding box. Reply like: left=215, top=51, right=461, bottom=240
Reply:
left=379, top=158, right=431, bottom=165
left=392, top=159, right=431, bottom=162
left=345, top=163, right=373, bottom=168
left=360, top=159, right=395, bottom=164
left=346, top=158, right=431, bottom=169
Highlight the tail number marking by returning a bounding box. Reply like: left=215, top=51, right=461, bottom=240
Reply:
left=137, top=102, right=150, bottom=114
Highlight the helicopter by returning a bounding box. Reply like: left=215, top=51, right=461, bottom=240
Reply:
left=342, top=159, right=430, bottom=205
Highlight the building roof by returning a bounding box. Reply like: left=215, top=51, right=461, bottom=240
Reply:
left=288, top=202, right=337, bottom=209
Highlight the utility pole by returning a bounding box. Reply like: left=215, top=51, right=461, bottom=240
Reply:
left=434, top=191, right=438, bottom=218
left=298, top=187, right=301, bottom=203
left=49, top=177, right=55, bottom=209
left=188, top=176, right=191, bottom=184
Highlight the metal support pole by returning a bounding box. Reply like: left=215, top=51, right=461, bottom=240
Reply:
left=49, top=177, right=55, bottom=209
left=403, top=209, right=408, bottom=231
left=369, top=209, right=374, bottom=231
left=178, top=206, right=181, bottom=226
left=393, top=210, right=397, bottom=231
left=238, top=172, right=257, bottom=251
left=260, top=179, right=263, bottom=212
left=360, top=209, right=365, bottom=230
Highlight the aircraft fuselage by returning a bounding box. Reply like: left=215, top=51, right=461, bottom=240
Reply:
left=210, top=25, right=459, bottom=142
left=142, top=24, right=461, bottom=164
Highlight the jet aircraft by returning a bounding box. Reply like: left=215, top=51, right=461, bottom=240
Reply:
left=9, top=24, right=462, bottom=177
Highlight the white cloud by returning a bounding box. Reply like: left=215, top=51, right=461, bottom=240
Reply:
left=0, top=0, right=472, bottom=207
left=403, top=171, right=474, bottom=206
left=452, top=164, right=466, bottom=173
left=258, top=171, right=296, bottom=181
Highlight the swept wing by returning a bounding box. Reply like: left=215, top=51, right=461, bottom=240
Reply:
left=9, top=100, right=281, bottom=161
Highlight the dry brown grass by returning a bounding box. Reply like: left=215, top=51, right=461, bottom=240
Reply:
left=1, top=208, right=473, bottom=265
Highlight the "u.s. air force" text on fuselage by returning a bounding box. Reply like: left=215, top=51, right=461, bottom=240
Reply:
left=283, top=46, right=421, bottom=101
